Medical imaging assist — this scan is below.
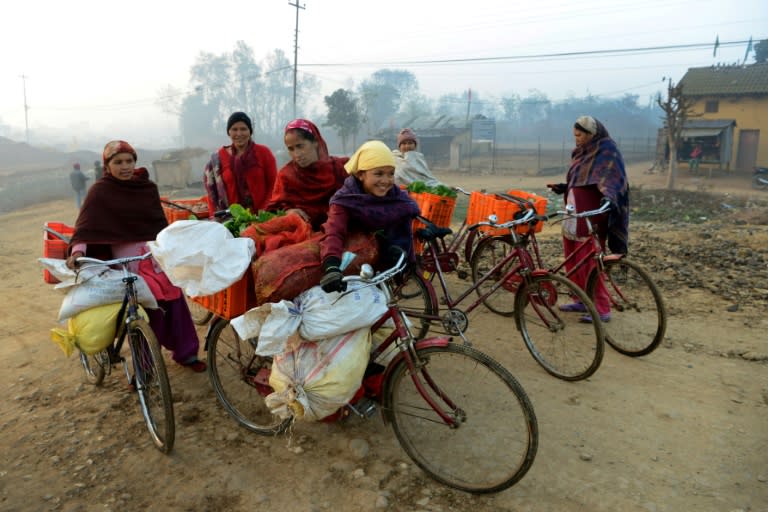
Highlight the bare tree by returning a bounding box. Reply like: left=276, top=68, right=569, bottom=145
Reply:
left=656, top=79, right=698, bottom=189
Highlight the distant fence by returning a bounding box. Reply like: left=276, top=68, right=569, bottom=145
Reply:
left=429, top=136, right=656, bottom=175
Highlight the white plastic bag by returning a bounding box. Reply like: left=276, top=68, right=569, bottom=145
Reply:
left=39, top=258, right=158, bottom=321
left=296, top=284, right=387, bottom=340
left=266, top=328, right=372, bottom=421
left=230, top=300, right=302, bottom=356
left=147, top=220, right=255, bottom=297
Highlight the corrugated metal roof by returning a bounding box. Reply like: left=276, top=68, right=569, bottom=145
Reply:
left=684, top=119, right=736, bottom=129
left=679, top=63, right=768, bottom=96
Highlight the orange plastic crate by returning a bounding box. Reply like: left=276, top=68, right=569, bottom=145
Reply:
left=409, top=192, right=457, bottom=253
left=161, top=196, right=209, bottom=223
left=43, top=222, right=75, bottom=284
left=466, top=190, right=548, bottom=236
left=191, top=272, right=256, bottom=320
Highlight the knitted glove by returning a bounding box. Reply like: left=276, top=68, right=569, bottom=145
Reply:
left=320, top=256, right=346, bottom=293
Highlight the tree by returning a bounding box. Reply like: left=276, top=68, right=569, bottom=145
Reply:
left=324, top=89, right=360, bottom=152
left=656, top=79, right=698, bottom=190
left=357, top=69, right=419, bottom=134
left=754, top=39, right=768, bottom=63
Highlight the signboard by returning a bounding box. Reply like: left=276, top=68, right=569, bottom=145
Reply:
left=471, top=119, right=496, bottom=142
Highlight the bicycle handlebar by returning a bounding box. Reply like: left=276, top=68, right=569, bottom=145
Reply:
left=556, top=199, right=612, bottom=219
left=468, top=208, right=537, bottom=231
left=76, top=253, right=153, bottom=268
left=340, top=248, right=408, bottom=291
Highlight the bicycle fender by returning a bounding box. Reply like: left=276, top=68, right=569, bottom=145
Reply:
left=530, top=269, right=551, bottom=278
left=380, top=336, right=452, bottom=425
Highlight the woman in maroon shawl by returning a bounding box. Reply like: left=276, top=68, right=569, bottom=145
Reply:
left=204, top=111, right=277, bottom=215
left=265, top=119, right=348, bottom=230
left=547, top=116, right=630, bottom=323
left=319, top=140, right=420, bottom=293
left=66, top=140, right=206, bottom=372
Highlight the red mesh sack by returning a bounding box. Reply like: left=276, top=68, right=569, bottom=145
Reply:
left=240, top=213, right=313, bottom=257
left=251, top=232, right=379, bottom=305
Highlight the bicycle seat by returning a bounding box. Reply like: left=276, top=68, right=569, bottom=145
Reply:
left=416, top=225, right=453, bottom=242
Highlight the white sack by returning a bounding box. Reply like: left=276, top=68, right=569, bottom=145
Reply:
left=296, top=284, right=387, bottom=341
left=147, top=220, right=255, bottom=297
left=266, top=328, right=371, bottom=421
left=38, top=258, right=158, bottom=321
left=230, top=300, right=302, bottom=357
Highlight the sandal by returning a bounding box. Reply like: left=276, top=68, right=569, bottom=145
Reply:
left=559, top=302, right=588, bottom=313
left=579, top=313, right=611, bottom=323
left=180, top=358, right=207, bottom=373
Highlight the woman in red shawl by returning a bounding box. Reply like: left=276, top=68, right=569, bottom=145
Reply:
left=204, top=111, right=277, bottom=215
left=265, top=119, right=348, bottom=230
left=66, top=140, right=206, bottom=372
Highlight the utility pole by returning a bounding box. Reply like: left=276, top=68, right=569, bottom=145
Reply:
left=289, top=0, right=305, bottom=119
left=20, top=74, right=30, bottom=144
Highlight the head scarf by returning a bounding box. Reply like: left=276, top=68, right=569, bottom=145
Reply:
left=285, top=118, right=329, bottom=160
left=397, top=128, right=418, bottom=147
left=567, top=118, right=630, bottom=254
left=574, top=115, right=597, bottom=135
left=344, top=140, right=396, bottom=175
left=227, top=111, right=253, bottom=134
left=102, top=140, right=137, bottom=169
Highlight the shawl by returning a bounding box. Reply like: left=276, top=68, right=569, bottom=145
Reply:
left=69, top=167, right=167, bottom=256
left=567, top=120, right=630, bottom=254
left=327, top=175, right=420, bottom=260
left=204, top=141, right=276, bottom=212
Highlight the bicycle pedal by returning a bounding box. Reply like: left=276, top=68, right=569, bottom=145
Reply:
left=348, top=397, right=377, bottom=418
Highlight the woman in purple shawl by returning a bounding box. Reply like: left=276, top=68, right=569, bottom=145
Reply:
left=318, top=140, right=420, bottom=293
left=547, top=116, right=630, bottom=322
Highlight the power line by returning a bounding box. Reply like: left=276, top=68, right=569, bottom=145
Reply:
left=300, top=38, right=757, bottom=68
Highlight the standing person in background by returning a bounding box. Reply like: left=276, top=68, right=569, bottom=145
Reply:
left=69, top=163, right=88, bottom=208
left=392, top=128, right=444, bottom=188
left=204, top=111, right=277, bottom=215
left=265, top=119, right=348, bottom=231
left=319, top=140, right=420, bottom=293
left=689, top=143, right=703, bottom=174
left=547, top=115, right=629, bottom=323
left=66, top=140, right=206, bottom=372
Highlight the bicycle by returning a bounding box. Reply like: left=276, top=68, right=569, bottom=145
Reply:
left=395, top=209, right=605, bottom=381
left=205, top=249, right=538, bottom=493
left=473, top=197, right=667, bottom=357
left=75, top=254, right=175, bottom=453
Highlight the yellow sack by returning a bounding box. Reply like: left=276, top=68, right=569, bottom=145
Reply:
left=50, top=303, right=147, bottom=357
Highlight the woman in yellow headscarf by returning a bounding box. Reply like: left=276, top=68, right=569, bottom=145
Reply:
left=318, top=141, right=420, bottom=293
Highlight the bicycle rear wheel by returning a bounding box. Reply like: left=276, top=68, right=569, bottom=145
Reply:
left=470, top=235, right=520, bottom=316
left=385, top=343, right=538, bottom=494
left=128, top=319, right=175, bottom=453
left=207, top=319, right=291, bottom=435
left=391, top=268, right=436, bottom=340
left=586, top=258, right=667, bottom=357
left=79, top=350, right=107, bottom=385
left=186, top=296, right=213, bottom=326
left=515, top=273, right=605, bottom=381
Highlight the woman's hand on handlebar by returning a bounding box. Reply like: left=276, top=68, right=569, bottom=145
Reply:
left=66, top=251, right=84, bottom=269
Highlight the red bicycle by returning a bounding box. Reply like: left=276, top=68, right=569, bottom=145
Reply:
left=205, top=250, right=538, bottom=494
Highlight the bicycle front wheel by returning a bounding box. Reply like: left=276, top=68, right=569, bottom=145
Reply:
left=79, top=350, right=107, bottom=386
left=470, top=235, right=520, bottom=316
left=207, top=319, right=291, bottom=435
left=391, top=268, right=436, bottom=340
left=385, top=343, right=538, bottom=494
left=515, top=273, right=605, bottom=381
left=128, top=319, right=175, bottom=453
left=586, top=258, right=667, bottom=357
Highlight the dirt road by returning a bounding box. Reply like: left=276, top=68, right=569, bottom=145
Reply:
left=1, top=166, right=766, bottom=512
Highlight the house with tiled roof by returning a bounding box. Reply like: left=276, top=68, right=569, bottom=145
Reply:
left=678, top=63, right=768, bottom=172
